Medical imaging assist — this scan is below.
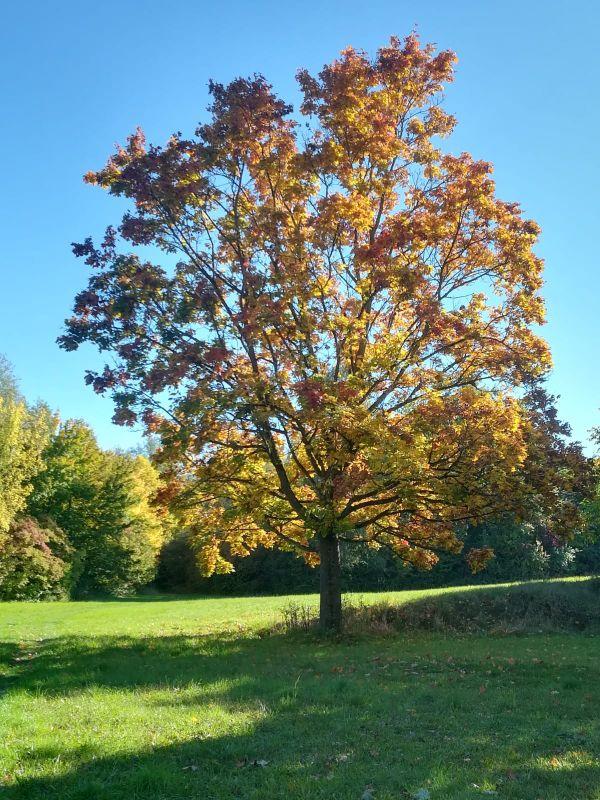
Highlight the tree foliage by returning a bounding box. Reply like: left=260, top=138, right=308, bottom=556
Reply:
left=0, top=516, right=72, bottom=601
left=78, top=450, right=167, bottom=596
left=26, top=420, right=169, bottom=596
left=61, top=36, right=588, bottom=626
left=0, top=357, right=55, bottom=532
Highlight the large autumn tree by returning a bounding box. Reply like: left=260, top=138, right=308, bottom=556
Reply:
left=61, top=35, right=574, bottom=629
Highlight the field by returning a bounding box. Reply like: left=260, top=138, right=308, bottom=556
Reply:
left=1, top=580, right=599, bottom=799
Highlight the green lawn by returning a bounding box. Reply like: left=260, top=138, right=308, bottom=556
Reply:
left=1, top=581, right=599, bottom=799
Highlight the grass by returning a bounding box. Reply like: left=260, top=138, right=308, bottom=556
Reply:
left=281, top=576, right=600, bottom=635
left=0, top=578, right=599, bottom=799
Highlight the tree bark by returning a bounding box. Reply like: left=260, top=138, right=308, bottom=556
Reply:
left=318, top=534, right=342, bottom=632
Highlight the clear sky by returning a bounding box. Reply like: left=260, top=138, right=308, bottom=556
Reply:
left=1, top=0, right=598, bottom=450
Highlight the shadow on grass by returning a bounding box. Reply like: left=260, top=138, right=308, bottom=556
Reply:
left=70, top=593, right=213, bottom=602
left=7, top=719, right=600, bottom=800
left=1, top=582, right=600, bottom=799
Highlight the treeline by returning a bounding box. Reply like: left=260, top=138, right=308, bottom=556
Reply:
left=0, top=358, right=171, bottom=600
left=1, top=355, right=599, bottom=600
left=157, top=515, right=600, bottom=596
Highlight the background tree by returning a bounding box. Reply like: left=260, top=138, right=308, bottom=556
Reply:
left=577, top=427, right=600, bottom=574
left=61, top=35, right=575, bottom=629
left=27, top=420, right=104, bottom=549
left=81, top=451, right=167, bottom=596
left=0, top=357, right=55, bottom=532
left=27, top=420, right=169, bottom=596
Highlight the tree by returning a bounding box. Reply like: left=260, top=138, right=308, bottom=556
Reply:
left=61, top=35, right=570, bottom=629
left=0, top=357, right=55, bottom=532
left=83, top=451, right=167, bottom=596
left=577, top=427, right=600, bottom=572
left=26, top=420, right=105, bottom=550
left=27, top=420, right=168, bottom=596
left=516, top=385, right=592, bottom=538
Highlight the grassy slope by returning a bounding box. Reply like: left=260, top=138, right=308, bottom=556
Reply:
left=0, top=579, right=599, bottom=800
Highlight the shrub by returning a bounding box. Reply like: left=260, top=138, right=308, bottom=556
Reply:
left=0, top=516, right=72, bottom=600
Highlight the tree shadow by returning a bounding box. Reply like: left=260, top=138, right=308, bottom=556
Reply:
left=70, top=592, right=211, bottom=602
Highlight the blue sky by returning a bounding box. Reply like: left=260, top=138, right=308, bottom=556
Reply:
left=1, top=0, right=598, bottom=450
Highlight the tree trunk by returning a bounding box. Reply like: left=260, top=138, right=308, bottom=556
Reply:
left=318, top=534, right=342, bottom=632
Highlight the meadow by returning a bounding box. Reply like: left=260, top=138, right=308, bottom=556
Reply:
left=1, top=579, right=599, bottom=799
